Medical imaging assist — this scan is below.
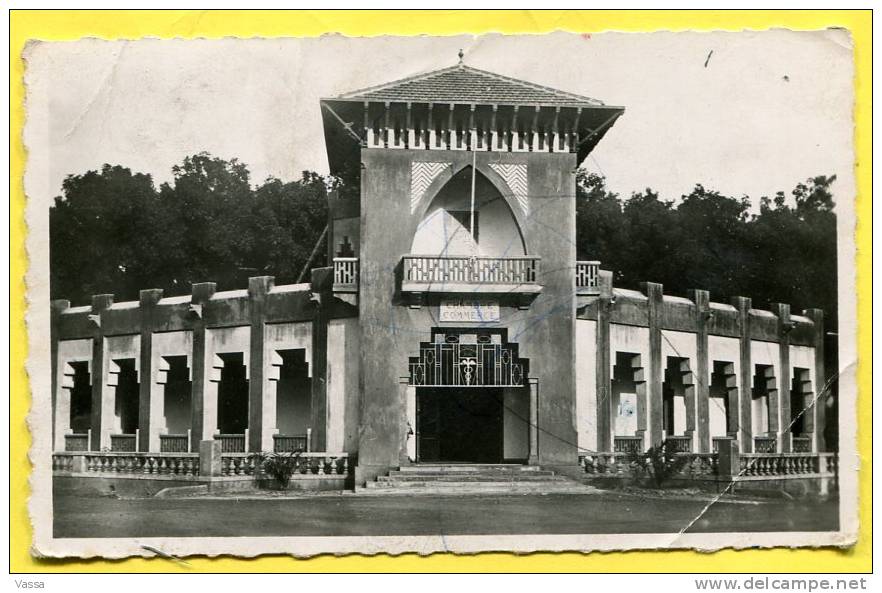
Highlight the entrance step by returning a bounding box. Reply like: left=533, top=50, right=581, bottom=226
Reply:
left=357, top=464, right=596, bottom=496
left=381, top=473, right=562, bottom=482
left=395, top=464, right=544, bottom=473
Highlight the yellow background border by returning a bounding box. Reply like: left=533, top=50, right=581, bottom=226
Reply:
left=10, top=9, right=872, bottom=573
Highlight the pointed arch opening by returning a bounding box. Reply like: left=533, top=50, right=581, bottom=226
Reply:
left=411, top=166, right=526, bottom=257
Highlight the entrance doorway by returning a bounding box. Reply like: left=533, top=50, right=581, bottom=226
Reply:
left=416, top=387, right=504, bottom=463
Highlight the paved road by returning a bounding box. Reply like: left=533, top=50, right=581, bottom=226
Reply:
left=53, top=491, right=839, bottom=538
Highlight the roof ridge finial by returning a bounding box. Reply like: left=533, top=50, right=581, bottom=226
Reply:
left=457, top=48, right=464, bottom=65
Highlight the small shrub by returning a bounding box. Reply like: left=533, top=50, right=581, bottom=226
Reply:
left=628, top=441, right=693, bottom=488
left=261, top=451, right=301, bottom=489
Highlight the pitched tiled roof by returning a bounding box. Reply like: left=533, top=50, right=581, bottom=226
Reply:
left=335, top=64, right=605, bottom=107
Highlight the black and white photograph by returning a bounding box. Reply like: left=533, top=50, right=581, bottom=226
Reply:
left=24, top=30, right=858, bottom=557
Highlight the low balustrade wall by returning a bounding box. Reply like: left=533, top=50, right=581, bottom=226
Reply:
left=53, top=451, right=200, bottom=477
left=578, top=444, right=837, bottom=488
left=219, top=452, right=350, bottom=478
left=53, top=449, right=352, bottom=481
left=580, top=452, right=718, bottom=478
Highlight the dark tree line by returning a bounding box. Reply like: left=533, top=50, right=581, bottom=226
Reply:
left=575, top=171, right=838, bottom=328
left=49, top=153, right=838, bottom=329
left=50, top=153, right=331, bottom=305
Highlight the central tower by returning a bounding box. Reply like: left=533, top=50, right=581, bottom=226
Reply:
left=320, top=61, right=624, bottom=482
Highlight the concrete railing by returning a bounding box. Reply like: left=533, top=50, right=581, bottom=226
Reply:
left=613, top=435, right=643, bottom=454
left=218, top=452, right=351, bottom=477
left=579, top=441, right=837, bottom=485
left=665, top=435, right=693, bottom=453
left=792, top=436, right=812, bottom=453
left=272, top=431, right=311, bottom=453
left=712, top=436, right=734, bottom=453
left=159, top=433, right=190, bottom=453
left=333, top=257, right=358, bottom=292
left=53, top=451, right=200, bottom=476
left=575, top=260, right=601, bottom=294
left=739, top=453, right=836, bottom=477
left=579, top=452, right=717, bottom=478
left=53, top=448, right=352, bottom=479
left=753, top=436, right=778, bottom=453
left=63, top=432, right=90, bottom=452
left=402, top=255, right=540, bottom=288
left=110, top=433, right=137, bottom=452
left=215, top=433, right=246, bottom=453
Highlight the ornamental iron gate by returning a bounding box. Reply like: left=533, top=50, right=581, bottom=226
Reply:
left=408, top=329, right=529, bottom=387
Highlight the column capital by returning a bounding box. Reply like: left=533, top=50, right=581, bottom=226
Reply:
left=248, top=275, right=275, bottom=297
left=191, top=282, right=216, bottom=304
left=598, top=269, right=614, bottom=300
left=640, top=281, right=663, bottom=301
left=691, top=289, right=710, bottom=311
left=91, top=293, right=114, bottom=312
left=730, top=296, right=752, bottom=311
left=139, top=288, right=164, bottom=307
left=51, top=299, right=71, bottom=314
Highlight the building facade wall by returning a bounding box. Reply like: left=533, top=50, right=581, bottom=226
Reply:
left=357, top=148, right=578, bottom=481
left=575, top=319, right=597, bottom=454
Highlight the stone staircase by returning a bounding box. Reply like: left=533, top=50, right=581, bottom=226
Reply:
left=356, top=463, right=596, bottom=495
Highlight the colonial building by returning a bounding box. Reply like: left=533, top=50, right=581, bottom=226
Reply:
left=51, top=62, right=830, bottom=487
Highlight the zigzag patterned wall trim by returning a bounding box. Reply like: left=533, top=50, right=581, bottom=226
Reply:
left=489, top=163, right=529, bottom=216
left=410, top=161, right=451, bottom=213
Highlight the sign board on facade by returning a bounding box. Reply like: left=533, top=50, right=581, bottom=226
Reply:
left=439, top=299, right=500, bottom=322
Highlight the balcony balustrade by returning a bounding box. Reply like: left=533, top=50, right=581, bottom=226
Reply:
left=665, top=435, right=693, bottom=453
left=754, top=436, right=778, bottom=453
left=64, top=432, right=89, bottom=452
left=159, top=433, right=190, bottom=453
left=792, top=436, right=812, bottom=453
left=401, top=255, right=542, bottom=296
left=215, top=433, right=246, bottom=453
left=613, top=435, right=644, bottom=454
left=333, top=257, right=359, bottom=293
left=576, top=260, right=601, bottom=295
left=110, top=433, right=137, bottom=452
left=273, top=431, right=311, bottom=453
left=335, top=255, right=606, bottom=301
left=712, top=436, right=734, bottom=453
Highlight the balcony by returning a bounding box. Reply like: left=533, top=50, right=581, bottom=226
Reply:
left=576, top=260, right=601, bottom=295
left=333, top=257, right=358, bottom=293
left=400, top=255, right=543, bottom=297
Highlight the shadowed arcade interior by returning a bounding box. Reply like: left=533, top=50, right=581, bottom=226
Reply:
left=217, top=352, right=249, bottom=434
left=68, top=361, right=91, bottom=434
left=112, top=359, right=139, bottom=435
left=275, top=348, right=311, bottom=437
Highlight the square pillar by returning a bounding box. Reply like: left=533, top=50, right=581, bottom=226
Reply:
left=138, top=289, right=163, bottom=451
left=50, top=300, right=70, bottom=451
left=247, top=276, right=274, bottom=453
left=398, top=377, right=414, bottom=465
left=199, top=439, right=222, bottom=477
left=89, top=294, right=113, bottom=450
left=717, top=437, right=740, bottom=482
left=527, top=378, right=540, bottom=465
left=595, top=270, right=613, bottom=452
left=804, top=308, right=826, bottom=452
left=189, top=282, right=215, bottom=450
left=310, top=268, right=332, bottom=452
left=693, top=290, right=711, bottom=453
left=642, top=282, right=664, bottom=447
left=772, top=303, right=793, bottom=452
left=732, top=296, right=753, bottom=452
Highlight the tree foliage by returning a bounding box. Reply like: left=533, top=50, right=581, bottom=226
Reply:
left=50, top=153, right=331, bottom=304
left=575, top=171, right=838, bottom=327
